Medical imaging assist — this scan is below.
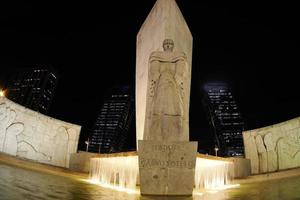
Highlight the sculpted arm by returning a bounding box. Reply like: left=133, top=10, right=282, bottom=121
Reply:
left=149, top=59, right=160, bottom=98
left=175, top=58, right=187, bottom=101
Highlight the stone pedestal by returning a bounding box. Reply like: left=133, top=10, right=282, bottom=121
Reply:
left=138, top=140, right=197, bottom=195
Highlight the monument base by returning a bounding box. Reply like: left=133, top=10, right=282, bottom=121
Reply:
left=138, top=140, right=197, bottom=195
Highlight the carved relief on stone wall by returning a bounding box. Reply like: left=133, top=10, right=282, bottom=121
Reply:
left=244, top=118, right=300, bottom=174
left=0, top=103, right=24, bottom=156
left=243, top=132, right=259, bottom=174
left=144, top=39, right=188, bottom=142
left=17, top=141, right=52, bottom=162
left=52, top=126, right=69, bottom=167
left=263, top=132, right=278, bottom=172
left=0, top=98, right=80, bottom=168
left=277, top=129, right=300, bottom=169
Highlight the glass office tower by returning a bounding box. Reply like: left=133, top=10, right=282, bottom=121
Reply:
left=5, top=66, right=58, bottom=114
left=89, top=86, right=134, bottom=153
left=202, top=83, right=245, bottom=157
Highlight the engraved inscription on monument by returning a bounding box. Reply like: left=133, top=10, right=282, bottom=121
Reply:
left=139, top=144, right=195, bottom=169
left=138, top=141, right=197, bottom=195
left=140, top=159, right=194, bottom=168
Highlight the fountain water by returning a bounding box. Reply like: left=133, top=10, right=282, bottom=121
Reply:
left=194, top=157, right=234, bottom=190
left=89, top=154, right=234, bottom=192
left=89, top=156, right=139, bottom=192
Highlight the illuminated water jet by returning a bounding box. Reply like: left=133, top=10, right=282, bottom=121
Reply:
left=89, top=156, right=139, bottom=191
left=194, top=157, right=234, bottom=190
left=89, top=154, right=234, bottom=192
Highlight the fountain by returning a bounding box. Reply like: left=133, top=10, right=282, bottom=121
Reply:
left=89, top=154, right=235, bottom=192
left=194, top=157, right=234, bottom=190
left=89, top=155, right=139, bottom=193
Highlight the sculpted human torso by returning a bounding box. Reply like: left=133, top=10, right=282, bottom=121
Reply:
left=144, top=39, right=188, bottom=141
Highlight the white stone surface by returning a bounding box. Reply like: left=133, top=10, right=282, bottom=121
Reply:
left=228, top=157, right=251, bottom=178
left=136, top=0, right=193, bottom=147
left=244, top=131, right=259, bottom=174
left=138, top=140, right=197, bottom=195
left=0, top=97, right=81, bottom=168
left=69, top=151, right=99, bottom=173
left=243, top=117, right=300, bottom=174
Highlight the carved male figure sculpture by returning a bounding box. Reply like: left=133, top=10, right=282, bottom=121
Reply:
left=144, top=39, right=188, bottom=141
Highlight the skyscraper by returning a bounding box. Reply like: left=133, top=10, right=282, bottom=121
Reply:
left=5, top=66, right=58, bottom=114
left=202, top=82, right=245, bottom=157
left=89, top=86, right=134, bottom=153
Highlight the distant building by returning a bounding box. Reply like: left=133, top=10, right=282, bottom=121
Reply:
left=202, top=82, right=245, bottom=157
left=5, top=66, right=58, bottom=114
left=89, top=86, right=134, bottom=153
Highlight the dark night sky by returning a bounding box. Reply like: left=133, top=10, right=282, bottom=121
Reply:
left=1, top=1, right=300, bottom=151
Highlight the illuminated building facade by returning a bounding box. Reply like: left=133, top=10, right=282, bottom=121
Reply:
left=89, top=86, right=134, bottom=153
left=202, top=83, right=245, bottom=157
left=5, top=66, right=58, bottom=114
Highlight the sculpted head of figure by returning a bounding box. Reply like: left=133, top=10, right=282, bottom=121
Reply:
left=163, top=39, right=174, bottom=52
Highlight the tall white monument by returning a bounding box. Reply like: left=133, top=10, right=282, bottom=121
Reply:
left=136, top=0, right=197, bottom=195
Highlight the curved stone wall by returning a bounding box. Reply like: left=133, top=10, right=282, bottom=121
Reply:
left=0, top=97, right=81, bottom=168
left=243, top=117, right=300, bottom=174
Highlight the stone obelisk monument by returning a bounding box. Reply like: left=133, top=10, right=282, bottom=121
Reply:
left=136, top=0, right=197, bottom=196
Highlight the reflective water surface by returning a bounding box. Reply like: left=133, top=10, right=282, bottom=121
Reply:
left=1, top=163, right=300, bottom=200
